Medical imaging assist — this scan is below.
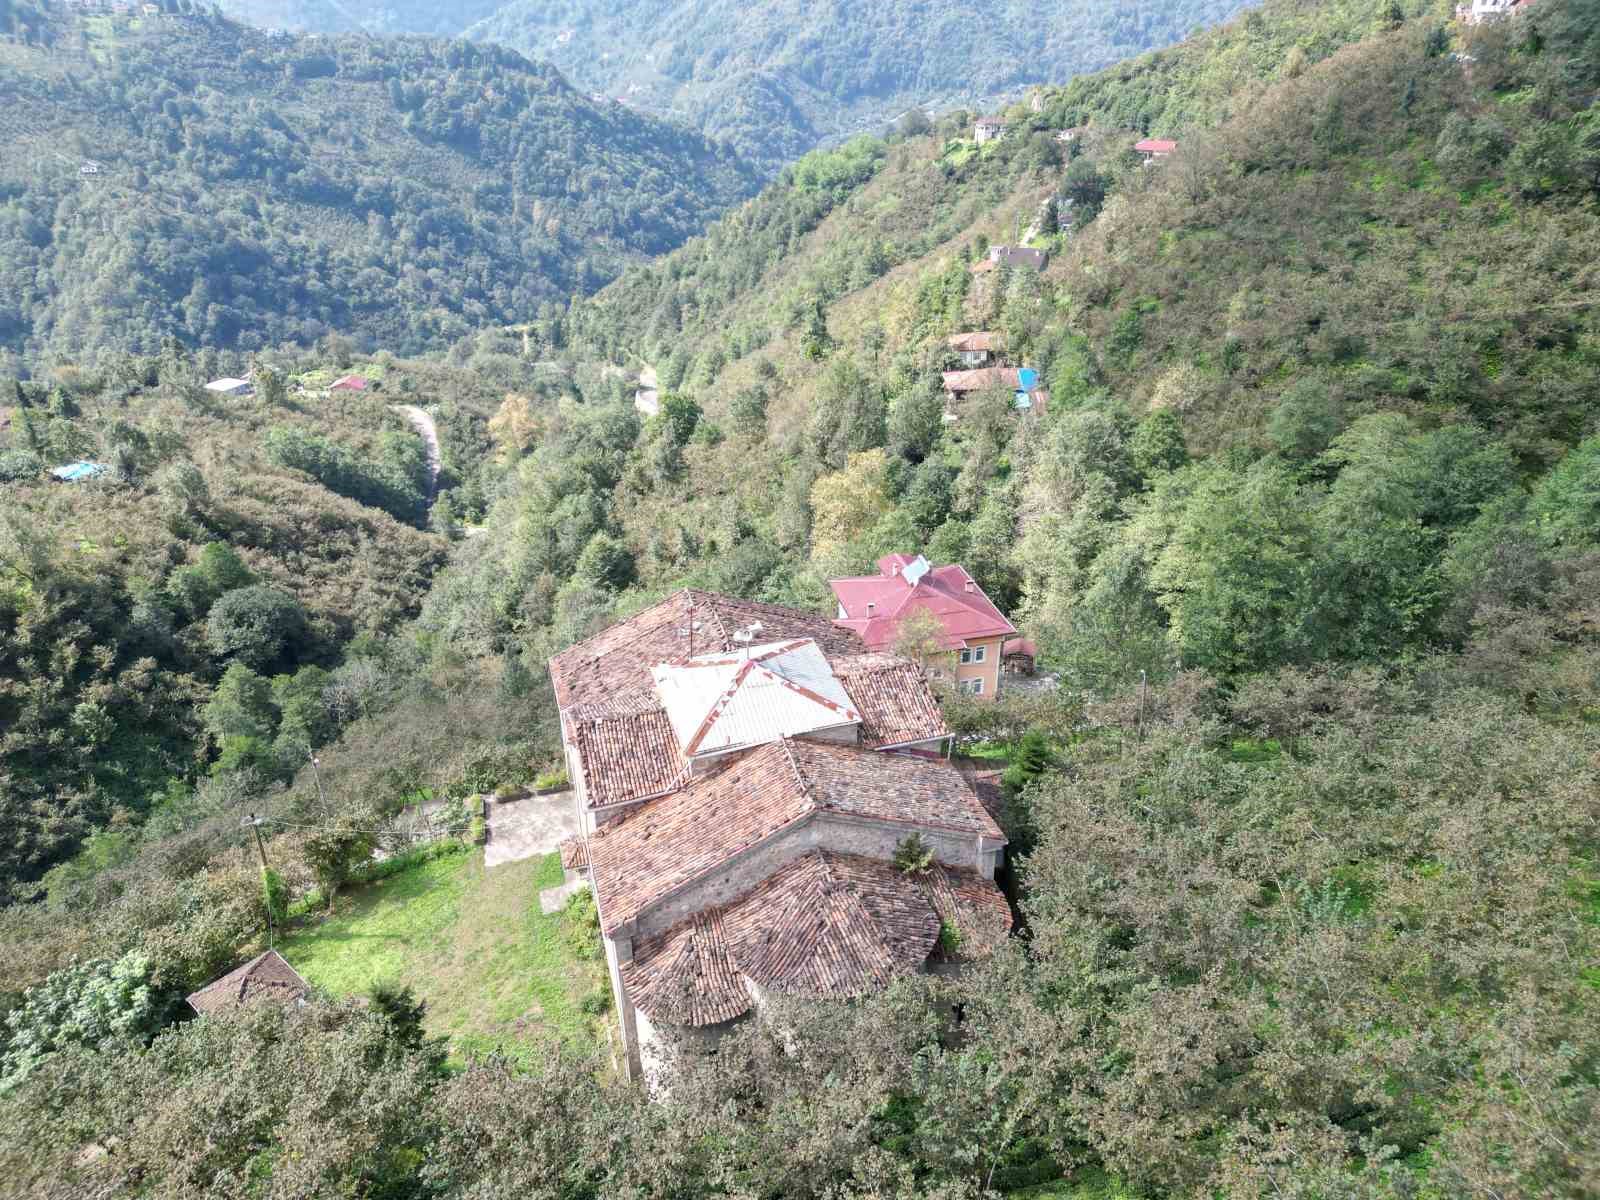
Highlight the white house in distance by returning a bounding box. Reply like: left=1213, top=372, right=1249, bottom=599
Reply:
left=548, top=590, right=1012, bottom=1078
left=1456, top=0, right=1536, bottom=21
left=204, top=377, right=254, bottom=397
left=974, top=116, right=1007, bottom=145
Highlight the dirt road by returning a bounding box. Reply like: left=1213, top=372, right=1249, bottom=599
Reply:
left=392, top=404, right=441, bottom=502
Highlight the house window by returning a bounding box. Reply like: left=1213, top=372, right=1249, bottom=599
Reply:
left=971, top=646, right=986, bottom=664
left=958, top=649, right=972, bottom=665
left=959, top=679, right=984, bottom=696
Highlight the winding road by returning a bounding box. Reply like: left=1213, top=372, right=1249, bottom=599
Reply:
left=391, top=404, right=441, bottom=504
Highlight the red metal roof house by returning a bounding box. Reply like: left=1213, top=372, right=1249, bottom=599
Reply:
left=1135, top=138, right=1178, bottom=162
left=829, top=555, right=1017, bottom=700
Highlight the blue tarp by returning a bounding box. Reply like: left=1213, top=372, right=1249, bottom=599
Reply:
left=1017, top=367, right=1039, bottom=390
left=51, top=461, right=107, bottom=482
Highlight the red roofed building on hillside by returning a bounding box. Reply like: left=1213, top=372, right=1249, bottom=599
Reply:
left=329, top=374, right=370, bottom=392
left=829, top=555, right=1017, bottom=701
left=547, top=589, right=1013, bottom=1079
left=1135, top=137, right=1178, bottom=162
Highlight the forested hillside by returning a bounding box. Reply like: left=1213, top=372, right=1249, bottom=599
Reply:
left=0, top=330, right=558, bottom=901
left=0, top=4, right=757, bottom=368
left=1, top=0, right=1598, bottom=1196
left=463, top=0, right=1252, bottom=169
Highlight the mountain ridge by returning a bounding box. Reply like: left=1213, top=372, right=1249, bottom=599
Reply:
left=0, top=5, right=759, bottom=368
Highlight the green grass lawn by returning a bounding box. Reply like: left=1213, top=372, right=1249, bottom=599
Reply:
left=277, top=847, right=608, bottom=1066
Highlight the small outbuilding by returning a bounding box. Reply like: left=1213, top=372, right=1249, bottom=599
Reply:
left=186, top=949, right=310, bottom=1016
left=204, top=377, right=254, bottom=397
left=329, top=374, right=371, bottom=392
left=1002, top=637, right=1037, bottom=676
left=974, top=117, right=1007, bottom=145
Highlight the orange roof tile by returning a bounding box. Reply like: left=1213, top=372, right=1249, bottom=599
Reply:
left=622, top=852, right=1013, bottom=1024
left=589, top=739, right=1003, bottom=935
left=620, top=908, right=750, bottom=1027
left=552, top=591, right=949, bottom=811
left=832, top=654, right=950, bottom=748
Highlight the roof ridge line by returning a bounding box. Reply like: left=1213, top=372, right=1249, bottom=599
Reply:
left=682, top=658, right=757, bottom=757
left=779, top=736, right=811, bottom=804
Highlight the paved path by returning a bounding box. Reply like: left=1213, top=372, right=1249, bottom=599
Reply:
left=391, top=404, right=441, bottom=503
left=483, top=790, right=578, bottom=869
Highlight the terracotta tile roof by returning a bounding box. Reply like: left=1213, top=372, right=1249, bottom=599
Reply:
left=948, top=331, right=1001, bottom=353
left=559, top=835, right=589, bottom=871
left=589, top=739, right=1002, bottom=935
left=832, top=654, right=949, bottom=748
left=1135, top=138, right=1178, bottom=155
left=550, top=589, right=857, bottom=716
left=787, top=738, right=1003, bottom=840
left=959, top=766, right=1007, bottom=825
left=551, top=590, right=947, bottom=810
left=571, top=703, right=689, bottom=809
left=926, top=864, right=1014, bottom=958
left=620, top=908, right=750, bottom=1027
left=590, top=740, right=815, bottom=934
left=941, top=366, right=1024, bottom=394
left=622, top=853, right=1014, bottom=1025
left=1003, top=637, right=1037, bottom=658
left=830, top=556, right=1017, bottom=652
left=185, top=950, right=309, bottom=1016
left=724, top=851, right=939, bottom=998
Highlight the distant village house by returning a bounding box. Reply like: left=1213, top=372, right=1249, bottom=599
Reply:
left=204, top=377, right=254, bottom=397
left=971, top=245, right=1047, bottom=274
left=1135, top=138, right=1178, bottom=163
left=974, top=116, right=1007, bottom=145
left=329, top=374, right=371, bottom=392
left=1456, top=0, right=1535, bottom=21
left=940, top=366, right=1048, bottom=413
left=947, top=331, right=1002, bottom=368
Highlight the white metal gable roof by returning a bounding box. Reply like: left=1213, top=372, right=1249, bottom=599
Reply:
left=651, top=639, right=860, bottom=758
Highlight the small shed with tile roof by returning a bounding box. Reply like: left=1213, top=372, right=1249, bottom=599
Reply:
left=186, top=950, right=309, bottom=1016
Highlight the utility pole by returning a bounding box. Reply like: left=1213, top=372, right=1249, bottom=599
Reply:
left=1137, top=670, right=1148, bottom=744
left=307, top=747, right=326, bottom=810
left=244, top=813, right=273, bottom=942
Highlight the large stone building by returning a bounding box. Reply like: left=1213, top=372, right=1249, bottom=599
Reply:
left=549, top=589, right=1011, bottom=1077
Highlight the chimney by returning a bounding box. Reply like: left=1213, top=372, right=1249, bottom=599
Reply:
left=964, top=579, right=976, bottom=594
left=866, top=602, right=876, bottom=615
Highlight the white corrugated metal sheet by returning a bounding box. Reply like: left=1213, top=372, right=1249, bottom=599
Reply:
left=652, top=639, right=860, bottom=758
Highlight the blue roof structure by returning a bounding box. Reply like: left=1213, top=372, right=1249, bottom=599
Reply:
left=51, top=461, right=107, bottom=483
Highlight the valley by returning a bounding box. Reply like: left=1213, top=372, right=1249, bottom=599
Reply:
left=0, top=0, right=1597, bottom=1197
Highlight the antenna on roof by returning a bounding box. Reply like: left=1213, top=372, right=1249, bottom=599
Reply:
left=732, top=621, right=764, bottom=660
